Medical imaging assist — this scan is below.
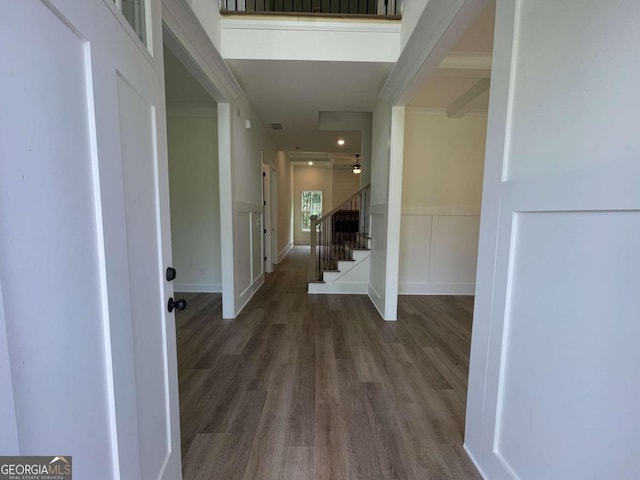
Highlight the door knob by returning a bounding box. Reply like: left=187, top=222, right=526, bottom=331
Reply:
left=166, top=267, right=176, bottom=281
left=168, top=297, right=187, bottom=313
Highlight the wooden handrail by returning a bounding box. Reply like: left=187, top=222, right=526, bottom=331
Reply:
left=316, top=184, right=370, bottom=224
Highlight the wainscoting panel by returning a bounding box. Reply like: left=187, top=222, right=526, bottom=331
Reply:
left=495, top=210, right=640, bottom=479
left=399, top=207, right=480, bottom=295
left=236, top=211, right=252, bottom=300
left=235, top=202, right=264, bottom=314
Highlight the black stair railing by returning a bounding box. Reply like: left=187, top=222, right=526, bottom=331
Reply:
left=221, top=0, right=401, bottom=16
left=308, top=184, right=370, bottom=282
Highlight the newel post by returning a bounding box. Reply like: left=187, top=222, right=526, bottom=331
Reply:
left=309, top=215, right=318, bottom=281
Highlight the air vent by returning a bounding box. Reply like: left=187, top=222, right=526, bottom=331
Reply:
left=269, top=122, right=284, bottom=130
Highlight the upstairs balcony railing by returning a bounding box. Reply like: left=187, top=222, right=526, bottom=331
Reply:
left=221, top=0, right=401, bottom=17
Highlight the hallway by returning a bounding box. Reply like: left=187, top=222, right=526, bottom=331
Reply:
left=176, top=247, right=481, bottom=479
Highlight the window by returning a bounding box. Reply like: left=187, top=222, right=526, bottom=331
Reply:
left=114, top=0, right=148, bottom=46
left=301, top=191, right=322, bottom=231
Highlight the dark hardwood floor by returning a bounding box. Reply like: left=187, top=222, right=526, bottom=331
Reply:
left=176, top=247, right=481, bottom=479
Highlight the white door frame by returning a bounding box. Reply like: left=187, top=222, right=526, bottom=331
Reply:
left=270, top=166, right=279, bottom=264
left=162, top=0, right=243, bottom=319
left=262, top=157, right=273, bottom=273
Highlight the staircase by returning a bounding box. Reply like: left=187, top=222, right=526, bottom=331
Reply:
left=307, top=185, right=371, bottom=294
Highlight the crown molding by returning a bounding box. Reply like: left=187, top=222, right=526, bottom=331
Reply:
left=220, top=18, right=401, bottom=33
left=405, top=106, right=488, bottom=117
left=166, top=104, right=217, bottom=117
left=162, top=0, right=243, bottom=102
left=379, top=0, right=487, bottom=104
left=438, top=51, right=492, bottom=71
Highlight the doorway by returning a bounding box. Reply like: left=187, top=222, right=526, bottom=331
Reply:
left=164, top=45, right=222, bottom=296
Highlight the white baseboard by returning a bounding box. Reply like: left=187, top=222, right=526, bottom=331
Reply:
left=234, top=274, right=265, bottom=317
left=174, top=283, right=222, bottom=293
left=278, top=241, right=293, bottom=262
left=252, top=273, right=264, bottom=294
left=368, top=284, right=385, bottom=320
left=398, top=282, right=476, bottom=295
left=463, top=443, right=488, bottom=480
left=308, top=283, right=368, bottom=294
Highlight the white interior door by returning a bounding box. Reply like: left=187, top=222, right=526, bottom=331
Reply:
left=0, top=1, right=180, bottom=479
left=465, top=1, right=640, bottom=479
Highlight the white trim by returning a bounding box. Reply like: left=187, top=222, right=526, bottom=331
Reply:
left=383, top=106, right=405, bottom=321
left=252, top=273, right=264, bottom=293
left=368, top=284, right=386, bottom=319
left=405, top=107, right=488, bottom=117
left=166, top=105, right=216, bottom=117
left=278, top=241, right=293, bottom=262
left=270, top=166, right=278, bottom=265
left=173, top=283, right=222, bottom=293
left=236, top=200, right=262, bottom=212
left=398, top=282, right=476, bottom=295
left=402, top=205, right=480, bottom=216
left=447, top=78, right=491, bottom=118
left=101, top=0, right=154, bottom=61
left=439, top=51, right=493, bottom=71
left=262, top=159, right=273, bottom=274
left=309, top=283, right=369, bottom=294
left=463, top=443, right=489, bottom=480
left=217, top=103, right=236, bottom=319
left=162, top=0, right=243, bottom=102
left=220, top=18, right=401, bottom=34
left=234, top=273, right=264, bottom=317
left=379, top=0, right=487, bottom=105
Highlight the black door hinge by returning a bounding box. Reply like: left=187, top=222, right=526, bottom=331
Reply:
left=263, top=201, right=266, bottom=206
left=264, top=229, right=267, bottom=234
left=262, top=172, right=266, bottom=177
left=264, top=256, right=267, bottom=261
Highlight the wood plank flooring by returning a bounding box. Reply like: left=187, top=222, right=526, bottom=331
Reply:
left=176, top=246, right=481, bottom=479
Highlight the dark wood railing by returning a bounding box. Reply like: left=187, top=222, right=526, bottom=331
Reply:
left=221, top=0, right=401, bottom=16
left=309, top=184, right=370, bottom=282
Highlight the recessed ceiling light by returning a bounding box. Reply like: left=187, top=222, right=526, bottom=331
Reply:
left=308, top=161, right=313, bottom=165
left=337, top=139, right=345, bottom=146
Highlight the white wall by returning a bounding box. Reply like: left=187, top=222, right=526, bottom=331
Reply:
left=218, top=97, right=278, bottom=318
left=293, top=165, right=333, bottom=245
left=187, top=0, right=222, bottom=51
left=274, top=151, right=293, bottom=260
left=465, top=1, right=640, bottom=479
left=399, top=112, right=486, bottom=295
left=167, top=108, right=221, bottom=293
left=220, top=18, right=400, bottom=63
left=332, top=166, right=361, bottom=207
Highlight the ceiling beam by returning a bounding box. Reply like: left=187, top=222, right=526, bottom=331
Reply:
left=378, top=0, right=488, bottom=105
left=437, top=52, right=492, bottom=78
left=447, top=78, right=490, bottom=118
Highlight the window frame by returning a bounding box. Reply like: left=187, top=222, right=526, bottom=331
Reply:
left=301, top=190, right=323, bottom=232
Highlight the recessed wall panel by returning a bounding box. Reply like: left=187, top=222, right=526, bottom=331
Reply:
left=497, top=210, right=640, bottom=479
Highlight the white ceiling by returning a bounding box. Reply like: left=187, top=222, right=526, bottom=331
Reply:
left=408, top=0, right=496, bottom=112
left=226, top=59, right=393, bottom=153
left=164, top=1, right=495, bottom=152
